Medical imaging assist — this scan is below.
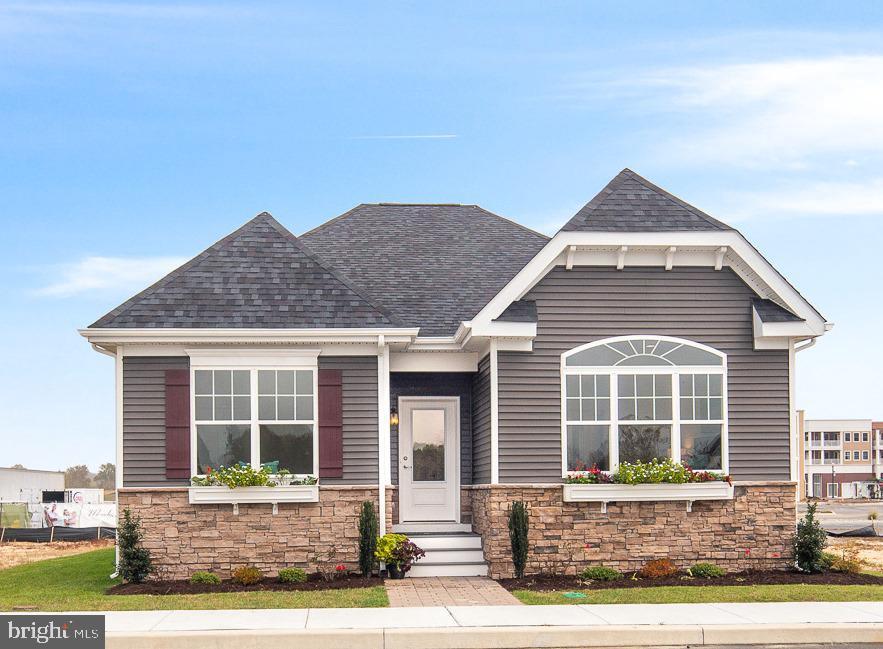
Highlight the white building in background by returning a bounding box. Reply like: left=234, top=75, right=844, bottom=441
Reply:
left=0, top=467, right=64, bottom=503
left=802, top=419, right=881, bottom=499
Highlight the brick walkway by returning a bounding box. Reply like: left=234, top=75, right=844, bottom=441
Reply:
left=385, top=577, right=522, bottom=607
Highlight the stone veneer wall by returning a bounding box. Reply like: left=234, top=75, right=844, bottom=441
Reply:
left=467, top=482, right=796, bottom=579
left=119, top=486, right=391, bottom=580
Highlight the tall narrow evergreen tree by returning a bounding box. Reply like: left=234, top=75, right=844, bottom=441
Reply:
left=117, top=508, right=153, bottom=583
left=508, top=500, right=529, bottom=578
left=358, top=500, right=378, bottom=576
left=793, top=502, right=827, bottom=573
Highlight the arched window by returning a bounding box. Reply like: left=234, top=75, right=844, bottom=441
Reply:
left=562, top=336, right=727, bottom=474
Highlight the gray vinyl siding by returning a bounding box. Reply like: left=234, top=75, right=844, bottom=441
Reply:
left=318, top=356, right=379, bottom=485
left=390, top=373, right=474, bottom=486
left=497, top=266, right=790, bottom=483
left=471, top=355, right=492, bottom=484
left=122, top=355, right=378, bottom=487
left=122, top=356, right=190, bottom=487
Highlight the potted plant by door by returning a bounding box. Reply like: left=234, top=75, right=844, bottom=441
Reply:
left=375, top=533, right=426, bottom=579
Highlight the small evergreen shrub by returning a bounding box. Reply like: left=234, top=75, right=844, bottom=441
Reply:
left=793, top=502, right=827, bottom=573
left=189, top=571, right=220, bottom=585
left=117, top=508, right=153, bottom=583
left=639, top=558, right=678, bottom=578
left=689, top=562, right=725, bottom=578
left=508, top=501, right=529, bottom=579
left=231, top=566, right=264, bottom=585
left=278, top=567, right=308, bottom=583
left=358, top=500, right=378, bottom=577
left=580, top=566, right=622, bottom=581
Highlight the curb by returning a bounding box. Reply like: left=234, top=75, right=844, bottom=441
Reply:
left=107, top=623, right=883, bottom=649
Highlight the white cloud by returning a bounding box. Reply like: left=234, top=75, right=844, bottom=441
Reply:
left=601, top=55, right=883, bottom=168
left=36, top=256, right=188, bottom=297
left=735, top=178, right=883, bottom=219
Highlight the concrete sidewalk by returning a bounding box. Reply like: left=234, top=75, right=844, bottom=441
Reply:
left=26, top=602, right=883, bottom=647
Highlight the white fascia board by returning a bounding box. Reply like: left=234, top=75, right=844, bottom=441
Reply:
left=80, top=327, right=420, bottom=347
left=407, top=336, right=463, bottom=352
left=469, top=231, right=829, bottom=338
left=390, top=352, right=480, bottom=372
left=186, top=348, right=321, bottom=367
left=469, top=321, right=537, bottom=338
left=752, top=306, right=818, bottom=349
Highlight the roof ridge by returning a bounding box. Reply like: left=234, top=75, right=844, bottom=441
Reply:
left=90, top=212, right=277, bottom=328
left=470, top=205, right=550, bottom=241
left=261, top=215, right=406, bottom=327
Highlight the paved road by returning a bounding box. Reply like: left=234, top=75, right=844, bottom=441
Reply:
left=799, top=500, right=883, bottom=534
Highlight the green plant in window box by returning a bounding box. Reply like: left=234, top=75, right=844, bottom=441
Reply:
left=191, top=463, right=318, bottom=488
left=564, top=459, right=731, bottom=485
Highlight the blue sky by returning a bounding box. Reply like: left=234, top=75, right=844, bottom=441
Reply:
left=2, top=1, right=882, bottom=471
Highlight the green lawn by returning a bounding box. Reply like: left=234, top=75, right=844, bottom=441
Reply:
left=514, top=583, right=883, bottom=605
left=0, top=548, right=388, bottom=611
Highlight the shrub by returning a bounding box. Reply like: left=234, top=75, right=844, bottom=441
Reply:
left=189, top=571, right=220, bottom=585
left=820, top=551, right=836, bottom=571
left=358, top=501, right=378, bottom=577
left=117, top=508, right=153, bottom=584
left=580, top=566, right=622, bottom=581
left=508, top=501, right=529, bottom=579
left=639, top=558, right=678, bottom=578
left=829, top=543, right=863, bottom=574
left=869, top=511, right=879, bottom=521
left=374, top=534, right=425, bottom=574
left=278, top=567, right=308, bottom=583
left=231, top=566, right=263, bottom=585
left=793, top=502, right=827, bottom=573
left=689, top=562, right=725, bottom=578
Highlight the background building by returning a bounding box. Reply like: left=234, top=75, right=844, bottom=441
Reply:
left=0, top=467, right=64, bottom=503
left=802, top=419, right=881, bottom=499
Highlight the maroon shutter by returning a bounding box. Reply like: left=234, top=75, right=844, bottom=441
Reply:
left=165, top=369, right=191, bottom=479
left=318, top=369, right=343, bottom=478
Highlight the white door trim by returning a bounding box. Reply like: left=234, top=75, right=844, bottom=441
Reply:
left=397, top=396, right=460, bottom=523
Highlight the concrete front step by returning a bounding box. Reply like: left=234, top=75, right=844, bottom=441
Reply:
left=408, top=561, right=488, bottom=577
left=391, top=522, right=473, bottom=533
left=395, top=531, right=488, bottom=577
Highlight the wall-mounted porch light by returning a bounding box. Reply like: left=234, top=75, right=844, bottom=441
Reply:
left=390, top=407, right=399, bottom=427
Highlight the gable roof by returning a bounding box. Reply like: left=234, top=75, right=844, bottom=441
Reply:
left=300, top=204, right=549, bottom=336
left=90, top=213, right=401, bottom=329
left=560, top=168, right=732, bottom=232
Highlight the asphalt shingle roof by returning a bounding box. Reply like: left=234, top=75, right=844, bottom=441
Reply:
left=494, top=300, right=537, bottom=323
left=561, top=169, right=733, bottom=232
left=753, top=298, right=804, bottom=323
left=91, top=213, right=401, bottom=329
left=300, top=204, right=549, bottom=336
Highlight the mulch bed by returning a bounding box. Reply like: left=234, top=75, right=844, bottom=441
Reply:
left=499, top=570, right=883, bottom=591
left=108, top=572, right=383, bottom=595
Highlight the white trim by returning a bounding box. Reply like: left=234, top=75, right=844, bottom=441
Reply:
left=788, top=339, right=798, bottom=484
left=665, top=246, right=676, bottom=271
left=115, top=346, right=124, bottom=491
left=188, top=485, right=319, bottom=506
left=377, top=340, right=391, bottom=535
left=389, top=352, right=479, bottom=372
left=469, top=321, right=537, bottom=339
left=489, top=339, right=500, bottom=484
left=561, top=336, right=729, bottom=475
left=187, top=349, right=321, bottom=367
left=468, top=231, right=829, bottom=338
left=80, top=327, right=420, bottom=346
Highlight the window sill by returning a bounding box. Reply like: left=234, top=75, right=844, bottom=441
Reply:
left=562, top=482, right=734, bottom=512
left=188, top=485, right=319, bottom=513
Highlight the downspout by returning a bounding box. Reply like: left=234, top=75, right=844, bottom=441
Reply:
left=112, top=345, right=124, bottom=579
left=791, top=337, right=817, bottom=501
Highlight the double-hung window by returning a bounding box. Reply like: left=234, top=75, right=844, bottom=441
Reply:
left=192, top=356, right=318, bottom=477
left=563, top=336, right=727, bottom=474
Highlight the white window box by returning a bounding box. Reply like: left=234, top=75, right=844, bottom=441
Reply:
left=188, top=485, right=319, bottom=514
left=562, top=482, right=734, bottom=512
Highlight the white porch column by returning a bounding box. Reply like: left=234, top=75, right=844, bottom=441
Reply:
left=377, top=336, right=391, bottom=534
left=490, top=338, right=500, bottom=484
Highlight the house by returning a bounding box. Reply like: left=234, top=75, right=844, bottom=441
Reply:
left=0, top=467, right=64, bottom=503
left=800, top=418, right=882, bottom=499
left=81, top=169, right=830, bottom=579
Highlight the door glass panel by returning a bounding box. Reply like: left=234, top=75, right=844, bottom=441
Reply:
left=412, top=409, right=445, bottom=482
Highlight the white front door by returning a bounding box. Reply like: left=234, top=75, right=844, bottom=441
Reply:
left=398, top=397, right=459, bottom=523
